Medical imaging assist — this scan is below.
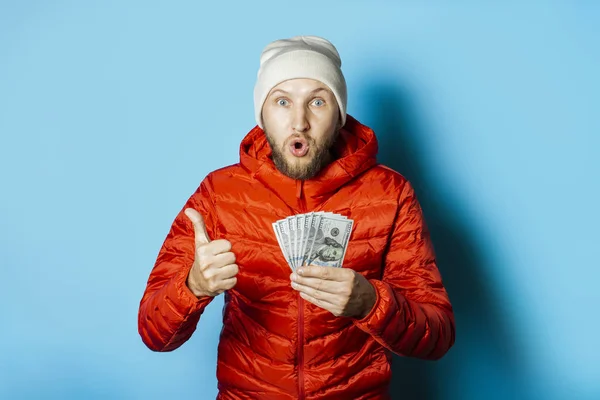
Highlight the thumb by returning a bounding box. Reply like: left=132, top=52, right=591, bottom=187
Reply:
left=184, top=208, right=211, bottom=245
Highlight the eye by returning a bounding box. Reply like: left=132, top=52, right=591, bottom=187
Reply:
left=312, top=98, right=325, bottom=107
left=276, top=98, right=289, bottom=106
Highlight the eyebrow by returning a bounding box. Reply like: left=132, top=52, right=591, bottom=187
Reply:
left=269, top=87, right=330, bottom=97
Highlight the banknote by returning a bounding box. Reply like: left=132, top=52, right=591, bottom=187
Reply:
left=299, top=212, right=314, bottom=266
left=279, top=219, right=293, bottom=270
left=304, top=214, right=353, bottom=268
left=272, top=222, right=291, bottom=267
left=273, top=212, right=353, bottom=271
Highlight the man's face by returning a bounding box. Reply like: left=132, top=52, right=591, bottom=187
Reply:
left=262, top=78, right=341, bottom=180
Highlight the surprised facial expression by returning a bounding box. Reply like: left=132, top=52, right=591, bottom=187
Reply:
left=262, top=78, right=341, bottom=180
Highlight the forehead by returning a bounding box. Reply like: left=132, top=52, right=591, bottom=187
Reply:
left=269, top=78, right=334, bottom=97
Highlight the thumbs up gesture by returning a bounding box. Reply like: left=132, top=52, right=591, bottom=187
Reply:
left=184, top=208, right=238, bottom=298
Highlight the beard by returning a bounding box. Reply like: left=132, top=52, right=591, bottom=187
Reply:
left=265, top=130, right=339, bottom=181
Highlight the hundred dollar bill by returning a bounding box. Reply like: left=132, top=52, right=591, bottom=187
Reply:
left=279, top=219, right=294, bottom=271
left=297, top=212, right=313, bottom=267
left=298, top=214, right=306, bottom=268
left=287, top=216, right=298, bottom=270
left=302, top=212, right=321, bottom=266
left=272, top=222, right=291, bottom=268
left=293, top=214, right=306, bottom=267
left=305, top=214, right=353, bottom=268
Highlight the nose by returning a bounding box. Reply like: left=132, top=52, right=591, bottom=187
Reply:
left=292, top=105, right=309, bottom=133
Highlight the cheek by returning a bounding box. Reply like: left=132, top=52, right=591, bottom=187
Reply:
left=264, top=111, right=290, bottom=136
left=263, top=104, right=290, bottom=125
left=311, top=116, right=338, bottom=139
left=313, top=105, right=338, bottom=125
left=266, top=131, right=286, bottom=150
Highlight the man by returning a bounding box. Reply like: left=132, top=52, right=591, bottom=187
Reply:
left=138, top=35, right=455, bottom=400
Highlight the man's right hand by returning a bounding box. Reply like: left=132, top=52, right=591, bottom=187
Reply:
left=184, top=208, right=238, bottom=298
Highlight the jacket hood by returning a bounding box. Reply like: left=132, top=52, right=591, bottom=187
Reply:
left=239, top=114, right=378, bottom=211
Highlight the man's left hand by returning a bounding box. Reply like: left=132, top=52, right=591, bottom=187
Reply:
left=290, top=266, right=377, bottom=319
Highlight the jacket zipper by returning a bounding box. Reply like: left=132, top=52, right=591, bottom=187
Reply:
left=298, top=291, right=305, bottom=400
left=296, top=180, right=306, bottom=400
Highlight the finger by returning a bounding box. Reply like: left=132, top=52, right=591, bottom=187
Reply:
left=184, top=208, right=210, bottom=245
left=297, top=265, right=342, bottom=281
left=291, top=275, right=340, bottom=294
left=298, top=291, right=338, bottom=313
left=220, top=276, right=237, bottom=291
left=205, top=264, right=238, bottom=284
left=200, top=240, right=233, bottom=257
left=216, top=263, right=239, bottom=280
left=196, top=249, right=234, bottom=272
left=207, top=276, right=237, bottom=294
left=212, top=251, right=236, bottom=267
left=207, top=239, right=235, bottom=256
left=292, top=281, right=338, bottom=302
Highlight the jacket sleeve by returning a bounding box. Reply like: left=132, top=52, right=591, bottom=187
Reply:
left=352, top=180, right=455, bottom=360
left=138, top=177, right=218, bottom=352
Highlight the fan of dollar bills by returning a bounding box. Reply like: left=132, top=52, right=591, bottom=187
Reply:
left=272, top=212, right=354, bottom=271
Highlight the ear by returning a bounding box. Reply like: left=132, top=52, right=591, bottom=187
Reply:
left=336, top=115, right=342, bottom=130
left=337, top=110, right=346, bottom=130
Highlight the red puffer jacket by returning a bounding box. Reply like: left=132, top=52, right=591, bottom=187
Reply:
left=138, top=114, right=455, bottom=399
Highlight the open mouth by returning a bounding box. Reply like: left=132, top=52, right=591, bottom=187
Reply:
left=289, top=137, right=309, bottom=157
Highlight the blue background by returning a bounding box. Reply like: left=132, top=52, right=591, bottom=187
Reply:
left=1, top=1, right=598, bottom=399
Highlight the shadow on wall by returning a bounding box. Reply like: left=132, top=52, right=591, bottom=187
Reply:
left=360, top=81, right=525, bottom=400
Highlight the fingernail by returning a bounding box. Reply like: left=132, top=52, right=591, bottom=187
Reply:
left=291, top=273, right=297, bottom=281
left=297, top=268, right=304, bottom=275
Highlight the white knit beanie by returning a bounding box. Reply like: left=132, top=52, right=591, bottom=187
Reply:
left=253, top=35, right=347, bottom=129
